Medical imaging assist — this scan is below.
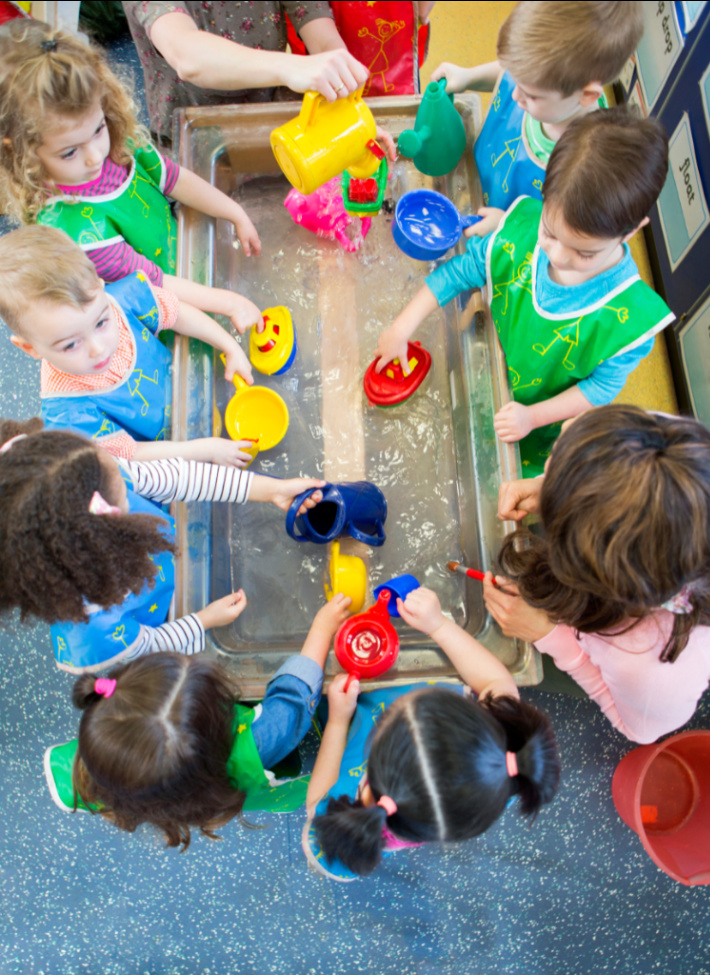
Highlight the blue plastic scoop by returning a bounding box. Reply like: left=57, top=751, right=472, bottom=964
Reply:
left=392, top=188, right=482, bottom=260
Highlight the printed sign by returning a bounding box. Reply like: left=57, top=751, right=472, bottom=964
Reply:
left=636, top=1, right=684, bottom=111
left=619, top=56, right=636, bottom=95
left=679, top=291, right=710, bottom=426
left=627, top=80, right=647, bottom=117
left=700, top=62, right=710, bottom=143
left=679, top=0, right=707, bottom=33
left=657, top=114, right=710, bottom=269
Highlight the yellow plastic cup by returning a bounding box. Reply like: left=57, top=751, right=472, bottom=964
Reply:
left=324, top=541, right=367, bottom=614
left=270, top=88, right=381, bottom=196
left=223, top=375, right=289, bottom=455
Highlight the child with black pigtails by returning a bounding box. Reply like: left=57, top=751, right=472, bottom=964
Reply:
left=303, top=587, right=560, bottom=880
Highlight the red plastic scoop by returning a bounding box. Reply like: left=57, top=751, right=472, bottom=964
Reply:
left=335, top=590, right=399, bottom=688
left=363, top=341, right=432, bottom=407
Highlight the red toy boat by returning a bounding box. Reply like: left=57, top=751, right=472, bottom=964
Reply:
left=363, top=341, right=432, bottom=407
left=335, top=590, right=399, bottom=688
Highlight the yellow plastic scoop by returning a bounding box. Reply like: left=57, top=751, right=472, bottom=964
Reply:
left=324, top=541, right=367, bottom=614
left=223, top=374, right=289, bottom=451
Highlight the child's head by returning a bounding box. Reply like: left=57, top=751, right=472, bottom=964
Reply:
left=0, top=226, right=119, bottom=376
left=0, top=418, right=173, bottom=624
left=538, top=106, right=668, bottom=282
left=73, top=653, right=245, bottom=849
left=498, top=406, right=710, bottom=662
left=498, top=1, right=643, bottom=122
left=313, top=688, right=559, bottom=876
left=0, top=19, right=145, bottom=220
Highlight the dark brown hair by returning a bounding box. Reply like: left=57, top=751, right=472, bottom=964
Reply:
left=0, top=418, right=174, bottom=623
left=498, top=406, right=710, bottom=663
left=72, top=654, right=246, bottom=850
left=543, top=106, right=669, bottom=239
left=498, top=1, right=643, bottom=95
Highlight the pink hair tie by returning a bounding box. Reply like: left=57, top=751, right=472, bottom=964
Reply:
left=94, top=678, right=116, bottom=698
left=0, top=433, right=27, bottom=455
left=377, top=795, right=398, bottom=816
left=89, top=491, right=122, bottom=517
left=505, top=751, right=518, bottom=778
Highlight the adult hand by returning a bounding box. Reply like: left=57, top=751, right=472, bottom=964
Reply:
left=327, top=672, right=360, bottom=722
left=197, top=589, right=247, bottom=629
left=463, top=206, right=505, bottom=238
left=397, top=587, right=446, bottom=636
left=483, top=573, right=554, bottom=642
left=498, top=476, right=543, bottom=521
left=285, top=48, right=369, bottom=102
left=494, top=401, right=535, bottom=442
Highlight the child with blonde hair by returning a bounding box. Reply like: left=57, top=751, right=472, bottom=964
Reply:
left=0, top=19, right=263, bottom=335
left=377, top=107, right=674, bottom=476
left=0, top=226, right=256, bottom=464
left=0, top=417, right=326, bottom=673
left=432, top=1, right=643, bottom=224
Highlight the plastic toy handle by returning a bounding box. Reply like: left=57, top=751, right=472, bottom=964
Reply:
left=344, top=671, right=361, bottom=692
left=284, top=488, right=316, bottom=541
left=461, top=214, right=483, bottom=229
left=349, top=520, right=386, bottom=546
left=371, top=589, right=391, bottom=620
left=299, top=90, right=326, bottom=127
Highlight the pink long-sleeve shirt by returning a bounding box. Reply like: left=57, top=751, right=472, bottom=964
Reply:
left=535, top=613, right=710, bottom=744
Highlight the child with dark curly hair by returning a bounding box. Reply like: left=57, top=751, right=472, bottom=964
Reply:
left=44, top=597, right=352, bottom=847
left=0, top=418, right=326, bottom=673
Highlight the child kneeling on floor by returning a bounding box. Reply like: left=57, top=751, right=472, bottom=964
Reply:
left=0, top=226, right=256, bottom=466
left=45, top=595, right=352, bottom=843
left=377, top=106, right=674, bottom=476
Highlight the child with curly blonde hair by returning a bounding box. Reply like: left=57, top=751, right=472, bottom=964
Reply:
left=0, top=19, right=263, bottom=335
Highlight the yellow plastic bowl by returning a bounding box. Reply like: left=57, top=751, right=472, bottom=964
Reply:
left=324, top=541, right=367, bottom=613
left=224, top=376, right=289, bottom=450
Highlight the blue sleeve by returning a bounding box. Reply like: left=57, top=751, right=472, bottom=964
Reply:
left=250, top=656, right=324, bottom=770
left=425, top=232, right=493, bottom=306
left=577, top=336, right=655, bottom=406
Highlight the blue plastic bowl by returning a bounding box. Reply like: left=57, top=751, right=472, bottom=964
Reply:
left=392, top=189, right=481, bottom=260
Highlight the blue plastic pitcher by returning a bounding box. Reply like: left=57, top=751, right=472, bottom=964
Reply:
left=373, top=574, right=420, bottom=617
left=285, top=481, right=387, bottom=546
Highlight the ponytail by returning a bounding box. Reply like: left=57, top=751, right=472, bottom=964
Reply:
left=314, top=796, right=389, bottom=876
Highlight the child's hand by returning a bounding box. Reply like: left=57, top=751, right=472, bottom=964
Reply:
left=311, top=593, right=353, bottom=640
left=254, top=477, right=327, bottom=513
left=375, top=324, right=410, bottom=375
left=233, top=209, right=262, bottom=258
left=397, top=586, right=447, bottom=636
left=464, top=206, right=505, bottom=238
left=224, top=293, right=264, bottom=335
left=494, top=401, right=535, bottom=442
left=375, top=124, right=397, bottom=163
left=430, top=61, right=471, bottom=94
left=197, top=589, right=247, bottom=629
left=483, top=574, right=554, bottom=643
left=498, top=476, right=543, bottom=521
left=202, top=437, right=255, bottom=468
left=327, top=672, right=360, bottom=724
left=222, top=334, right=254, bottom=384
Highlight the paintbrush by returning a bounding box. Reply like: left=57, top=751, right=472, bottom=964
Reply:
left=446, top=561, right=497, bottom=585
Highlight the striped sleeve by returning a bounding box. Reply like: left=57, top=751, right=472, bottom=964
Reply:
left=86, top=240, right=164, bottom=285
left=123, top=457, right=253, bottom=504
left=123, top=614, right=205, bottom=660
left=162, top=155, right=180, bottom=195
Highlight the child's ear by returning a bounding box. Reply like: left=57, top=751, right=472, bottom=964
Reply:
left=622, top=216, right=650, bottom=243
left=9, top=334, right=41, bottom=359
left=579, top=83, right=604, bottom=108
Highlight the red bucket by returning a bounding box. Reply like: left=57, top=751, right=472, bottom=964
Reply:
left=611, top=730, right=710, bottom=885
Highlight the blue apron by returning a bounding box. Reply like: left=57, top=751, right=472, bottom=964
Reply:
left=41, top=273, right=172, bottom=447
left=473, top=72, right=546, bottom=209
left=51, top=485, right=175, bottom=674
left=305, top=682, right=464, bottom=881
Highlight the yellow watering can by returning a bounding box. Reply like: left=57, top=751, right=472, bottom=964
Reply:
left=271, top=88, right=384, bottom=196
left=223, top=370, right=289, bottom=463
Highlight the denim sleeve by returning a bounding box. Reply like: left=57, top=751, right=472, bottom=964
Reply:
left=250, top=656, right=324, bottom=770
left=577, top=336, right=655, bottom=406
left=425, top=232, right=492, bottom=306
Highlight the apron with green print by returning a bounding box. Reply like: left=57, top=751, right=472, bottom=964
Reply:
left=38, top=143, right=177, bottom=275
left=44, top=704, right=309, bottom=817
left=488, top=197, right=673, bottom=477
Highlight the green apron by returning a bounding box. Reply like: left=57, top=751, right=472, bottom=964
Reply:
left=44, top=704, right=309, bottom=818
left=38, top=143, right=177, bottom=275
left=487, top=197, right=673, bottom=476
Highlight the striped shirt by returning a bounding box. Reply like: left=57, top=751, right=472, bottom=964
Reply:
left=55, top=155, right=180, bottom=285
left=114, top=457, right=253, bottom=660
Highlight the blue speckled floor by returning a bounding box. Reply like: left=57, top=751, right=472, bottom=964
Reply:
left=0, top=29, right=709, bottom=975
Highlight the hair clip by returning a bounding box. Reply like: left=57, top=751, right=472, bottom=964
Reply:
left=377, top=795, right=398, bottom=816
left=0, top=433, right=27, bottom=455
left=40, top=38, right=58, bottom=52
left=94, top=678, right=116, bottom=698
left=505, top=751, right=519, bottom=778
left=661, top=584, right=694, bottom=615
left=89, top=491, right=122, bottom=517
